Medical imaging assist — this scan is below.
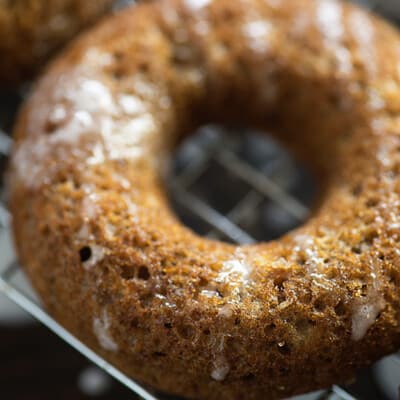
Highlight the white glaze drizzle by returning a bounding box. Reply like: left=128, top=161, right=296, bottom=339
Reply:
left=349, top=9, right=377, bottom=76
left=105, top=114, right=157, bottom=160
left=367, top=88, right=385, bottom=111
left=48, top=105, right=67, bottom=125
left=215, top=250, right=253, bottom=304
left=351, top=275, right=385, bottom=341
left=154, top=293, right=177, bottom=309
left=13, top=70, right=159, bottom=188
left=242, top=20, right=274, bottom=53
left=82, top=192, right=100, bottom=220
left=210, top=335, right=230, bottom=381
left=217, top=257, right=252, bottom=284
left=87, top=143, right=106, bottom=165
left=83, top=245, right=106, bottom=270
left=349, top=222, right=386, bottom=341
left=211, top=355, right=230, bottom=381
left=352, top=302, right=383, bottom=341
left=71, top=79, right=116, bottom=113
left=93, top=310, right=118, bottom=351
left=122, top=194, right=139, bottom=217
left=13, top=45, right=162, bottom=187
left=292, top=234, right=336, bottom=291
left=293, top=230, right=385, bottom=338
left=84, top=48, right=114, bottom=67
left=218, top=304, right=233, bottom=318
left=184, top=0, right=212, bottom=11
left=316, top=0, right=352, bottom=75
left=316, top=0, right=344, bottom=41
left=200, top=289, right=220, bottom=298
left=118, top=94, right=147, bottom=115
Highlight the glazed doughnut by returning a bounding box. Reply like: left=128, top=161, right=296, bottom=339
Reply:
left=8, top=0, right=400, bottom=399
left=0, top=0, right=113, bottom=85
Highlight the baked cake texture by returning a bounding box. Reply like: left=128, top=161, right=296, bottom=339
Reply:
left=0, top=0, right=113, bottom=85
left=8, top=0, right=400, bottom=398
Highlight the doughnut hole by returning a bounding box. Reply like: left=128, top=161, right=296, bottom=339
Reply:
left=168, top=126, right=317, bottom=243
left=9, top=1, right=400, bottom=399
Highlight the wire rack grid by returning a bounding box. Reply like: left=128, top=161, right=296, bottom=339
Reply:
left=1, top=0, right=400, bottom=399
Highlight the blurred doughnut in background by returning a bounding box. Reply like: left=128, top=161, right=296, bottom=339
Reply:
left=0, top=0, right=115, bottom=86
left=0, top=1, right=399, bottom=399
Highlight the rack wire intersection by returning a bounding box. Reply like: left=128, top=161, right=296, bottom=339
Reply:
left=1, top=0, right=400, bottom=398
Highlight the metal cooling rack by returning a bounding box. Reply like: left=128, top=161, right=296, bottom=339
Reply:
left=1, top=1, right=400, bottom=399
left=1, top=118, right=399, bottom=400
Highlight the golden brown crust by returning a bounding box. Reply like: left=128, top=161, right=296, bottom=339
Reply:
left=0, top=0, right=113, bottom=86
left=7, top=0, right=400, bottom=399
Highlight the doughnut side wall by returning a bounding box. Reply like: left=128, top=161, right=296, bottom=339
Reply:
left=7, top=0, right=400, bottom=399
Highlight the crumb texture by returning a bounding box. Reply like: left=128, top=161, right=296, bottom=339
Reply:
left=8, top=0, right=400, bottom=399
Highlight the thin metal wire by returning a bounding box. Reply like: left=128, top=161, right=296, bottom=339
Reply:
left=0, top=124, right=373, bottom=400
left=171, top=181, right=256, bottom=244
left=207, top=190, right=263, bottom=239
left=0, top=202, right=10, bottom=228
left=214, top=149, right=309, bottom=220
left=0, top=129, right=12, bottom=155
left=0, top=1, right=393, bottom=392
left=331, top=386, right=358, bottom=400
left=0, top=129, right=359, bottom=400
left=0, top=263, right=158, bottom=400
left=0, top=260, right=18, bottom=281
left=174, top=145, right=215, bottom=188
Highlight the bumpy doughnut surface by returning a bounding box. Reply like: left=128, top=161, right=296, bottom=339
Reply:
left=0, top=0, right=113, bottom=85
left=8, top=0, right=400, bottom=398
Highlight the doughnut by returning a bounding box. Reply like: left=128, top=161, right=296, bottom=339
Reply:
left=0, top=0, right=113, bottom=85
left=8, top=0, right=400, bottom=398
